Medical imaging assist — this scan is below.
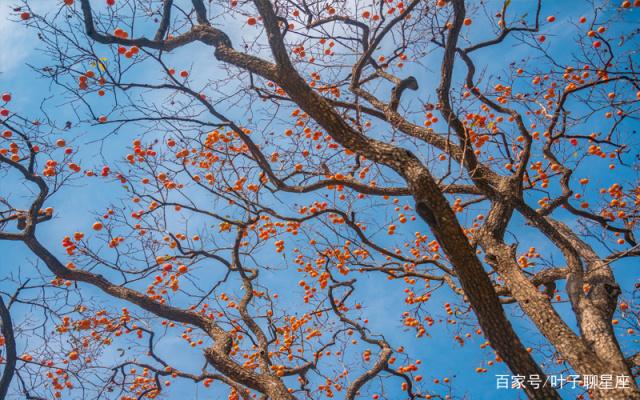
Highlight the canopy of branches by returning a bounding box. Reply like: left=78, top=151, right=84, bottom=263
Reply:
left=0, top=0, right=639, bottom=399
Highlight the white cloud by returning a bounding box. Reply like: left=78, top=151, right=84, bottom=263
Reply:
left=0, top=0, right=60, bottom=76
left=0, top=1, right=32, bottom=75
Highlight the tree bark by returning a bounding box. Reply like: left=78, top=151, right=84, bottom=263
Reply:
left=410, top=173, right=560, bottom=400
left=0, top=296, right=16, bottom=400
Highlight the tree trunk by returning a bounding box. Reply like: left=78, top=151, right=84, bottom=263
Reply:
left=411, top=174, right=560, bottom=399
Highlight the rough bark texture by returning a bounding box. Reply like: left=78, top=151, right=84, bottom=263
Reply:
left=0, top=296, right=16, bottom=400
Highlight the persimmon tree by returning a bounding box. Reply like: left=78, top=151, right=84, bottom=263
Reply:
left=1, top=0, right=640, bottom=399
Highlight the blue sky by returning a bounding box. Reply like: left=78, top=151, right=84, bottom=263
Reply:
left=1, top=0, right=639, bottom=399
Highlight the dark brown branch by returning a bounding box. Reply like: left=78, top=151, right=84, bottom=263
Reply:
left=0, top=296, right=16, bottom=399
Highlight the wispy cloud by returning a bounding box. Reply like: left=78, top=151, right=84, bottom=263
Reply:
left=0, top=0, right=61, bottom=76
left=0, top=2, right=32, bottom=75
